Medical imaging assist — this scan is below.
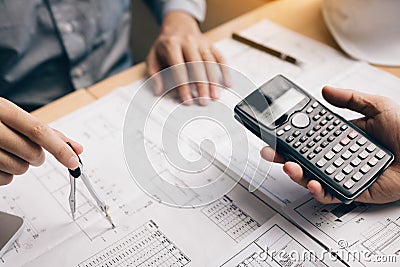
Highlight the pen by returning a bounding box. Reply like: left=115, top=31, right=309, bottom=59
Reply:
left=232, top=33, right=302, bottom=66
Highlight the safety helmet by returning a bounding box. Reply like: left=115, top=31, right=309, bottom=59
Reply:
left=322, top=0, right=400, bottom=66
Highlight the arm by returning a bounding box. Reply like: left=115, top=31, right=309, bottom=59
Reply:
left=145, top=0, right=227, bottom=105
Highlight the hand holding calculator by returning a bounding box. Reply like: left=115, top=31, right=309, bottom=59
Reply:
left=234, top=75, right=394, bottom=203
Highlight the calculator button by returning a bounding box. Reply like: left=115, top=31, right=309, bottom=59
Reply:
left=321, top=141, right=329, bottom=148
left=320, top=119, right=328, bottom=126
left=360, top=164, right=371, bottom=174
left=333, top=130, right=342, bottom=137
left=333, top=119, right=341, bottom=126
left=314, top=147, right=322, bottom=154
left=340, top=137, right=351, bottom=146
left=277, top=129, right=285, bottom=136
left=313, top=125, right=321, bottom=131
left=340, top=124, right=348, bottom=131
left=321, top=130, right=329, bottom=137
left=313, top=136, right=322, bottom=142
left=306, top=130, right=315, bottom=137
left=306, top=107, right=313, bottom=114
left=366, top=144, right=376, bottom=152
left=284, top=125, right=292, bottom=131
left=319, top=109, right=327, bottom=115
left=358, top=150, right=369, bottom=160
left=300, top=136, right=308, bottom=143
left=333, top=158, right=344, bottom=167
left=344, top=179, right=356, bottom=189
left=300, top=147, right=309, bottom=154
left=313, top=114, right=321, bottom=121
left=343, top=165, right=354, bottom=174
left=349, top=144, right=360, bottom=153
left=292, top=113, right=310, bottom=128
left=348, top=130, right=358, bottom=140
left=375, top=150, right=386, bottom=159
left=326, top=114, right=334, bottom=121
left=334, top=172, right=345, bottom=182
left=342, top=150, right=352, bottom=160
left=357, top=137, right=367, bottom=146
left=316, top=158, right=327, bottom=168
left=350, top=157, right=362, bottom=167
left=312, top=102, right=319, bottom=108
left=293, top=130, right=301, bottom=137
left=332, top=144, right=343, bottom=153
left=307, top=141, right=316, bottom=148
left=325, top=165, right=336, bottom=175
left=307, top=152, right=316, bottom=160
left=327, top=125, right=335, bottom=131
left=327, top=135, right=335, bottom=142
left=352, top=172, right=363, bottom=182
left=324, top=151, right=335, bottom=160
left=368, top=157, right=378, bottom=166
left=293, top=141, right=301, bottom=148
left=286, top=136, right=295, bottom=143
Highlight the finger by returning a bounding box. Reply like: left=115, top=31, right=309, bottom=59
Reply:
left=0, top=148, right=29, bottom=175
left=0, top=170, right=13, bottom=186
left=0, top=99, right=79, bottom=169
left=260, top=146, right=285, bottom=164
left=200, top=49, right=221, bottom=100
left=162, top=43, right=193, bottom=105
left=183, top=45, right=209, bottom=106
left=322, top=86, right=389, bottom=117
left=282, top=162, right=308, bottom=188
left=307, top=180, right=341, bottom=204
left=211, top=46, right=231, bottom=88
left=53, top=129, right=83, bottom=155
left=146, top=48, right=163, bottom=96
left=0, top=122, right=45, bottom=166
left=349, top=117, right=368, bottom=132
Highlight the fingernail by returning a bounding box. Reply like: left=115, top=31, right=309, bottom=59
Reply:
left=200, top=97, right=209, bottom=106
left=68, top=156, right=79, bottom=169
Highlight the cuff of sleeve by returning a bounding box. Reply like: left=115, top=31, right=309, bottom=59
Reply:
left=161, top=0, right=206, bottom=22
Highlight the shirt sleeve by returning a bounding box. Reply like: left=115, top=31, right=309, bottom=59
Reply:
left=146, top=0, right=206, bottom=23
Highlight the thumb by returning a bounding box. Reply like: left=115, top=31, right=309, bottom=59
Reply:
left=322, top=86, right=388, bottom=117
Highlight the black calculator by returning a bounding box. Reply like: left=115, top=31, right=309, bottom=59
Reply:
left=234, top=75, right=394, bottom=203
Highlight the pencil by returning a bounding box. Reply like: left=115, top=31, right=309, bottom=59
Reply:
left=232, top=33, right=301, bottom=66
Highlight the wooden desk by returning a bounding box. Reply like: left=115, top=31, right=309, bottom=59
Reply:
left=88, top=0, right=400, bottom=99
left=32, top=89, right=95, bottom=123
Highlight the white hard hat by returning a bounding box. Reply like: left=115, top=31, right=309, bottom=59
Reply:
left=322, top=0, right=400, bottom=66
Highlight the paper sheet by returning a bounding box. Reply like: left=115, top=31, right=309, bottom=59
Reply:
left=1, top=19, right=400, bottom=266
left=214, top=214, right=346, bottom=267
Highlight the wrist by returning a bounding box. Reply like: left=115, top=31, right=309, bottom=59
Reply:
left=161, top=11, right=200, bottom=34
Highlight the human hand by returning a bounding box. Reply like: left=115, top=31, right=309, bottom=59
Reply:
left=0, top=98, right=83, bottom=185
left=146, top=11, right=228, bottom=106
left=260, top=86, right=400, bottom=204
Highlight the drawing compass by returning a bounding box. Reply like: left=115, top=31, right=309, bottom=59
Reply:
left=67, top=143, right=115, bottom=229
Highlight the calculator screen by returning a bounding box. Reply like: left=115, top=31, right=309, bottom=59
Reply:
left=260, top=87, right=305, bottom=125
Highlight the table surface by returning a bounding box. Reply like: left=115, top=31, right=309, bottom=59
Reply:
left=33, top=0, right=400, bottom=122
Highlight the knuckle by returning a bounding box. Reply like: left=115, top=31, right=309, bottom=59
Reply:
left=27, top=147, right=45, bottom=165
left=30, top=122, right=47, bottom=139
left=163, top=36, right=180, bottom=47
left=55, top=145, right=70, bottom=162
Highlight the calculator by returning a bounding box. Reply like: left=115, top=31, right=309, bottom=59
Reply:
left=234, top=75, right=394, bottom=203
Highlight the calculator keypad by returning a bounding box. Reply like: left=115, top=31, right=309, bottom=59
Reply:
left=275, top=101, right=391, bottom=196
